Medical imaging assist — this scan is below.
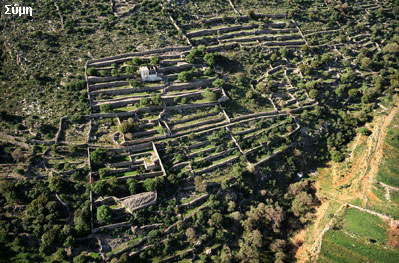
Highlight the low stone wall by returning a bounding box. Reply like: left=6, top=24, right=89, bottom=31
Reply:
left=132, top=129, right=158, bottom=138
left=87, top=46, right=191, bottom=68
left=117, top=171, right=163, bottom=182
left=166, top=102, right=219, bottom=111
left=174, top=120, right=226, bottom=137
left=89, top=106, right=163, bottom=119
left=169, top=111, right=219, bottom=126
left=164, top=89, right=221, bottom=105
left=234, top=127, right=258, bottom=137
left=158, top=63, right=203, bottom=75
left=178, top=194, right=209, bottom=209
left=205, top=43, right=239, bottom=52
left=172, top=116, right=225, bottom=133
left=216, top=28, right=297, bottom=41
left=164, top=205, right=209, bottom=234
left=60, top=167, right=84, bottom=175
left=196, top=155, right=239, bottom=175
left=108, top=161, right=131, bottom=168
left=122, top=134, right=167, bottom=146
left=92, top=221, right=134, bottom=234
left=90, top=85, right=164, bottom=96
left=222, top=33, right=302, bottom=44
left=160, top=59, right=184, bottom=66
left=152, top=142, right=167, bottom=176
left=87, top=74, right=136, bottom=84
left=187, top=141, right=209, bottom=151
left=55, top=116, right=67, bottom=143
left=199, top=148, right=235, bottom=164
left=230, top=110, right=278, bottom=122
left=187, top=24, right=259, bottom=38
left=182, top=14, right=286, bottom=30
left=171, top=161, right=189, bottom=171
left=89, top=80, right=129, bottom=91
left=165, top=78, right=215, bottom=92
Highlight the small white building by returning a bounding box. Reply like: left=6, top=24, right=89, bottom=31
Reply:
left=139, top=65, right=162, bottom=82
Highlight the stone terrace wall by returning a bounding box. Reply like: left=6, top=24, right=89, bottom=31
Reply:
left=196, top=156, right=239, bottom=175
left=89, top=80, right=130, bottom=91
left=181, top=14, right=286, bottom=30
left=172, top=116, right=225, bottom=133
left=187, top=24, right=259, bottom=38
left=165, top=78, right=215, bottom=92
left=90, top=85, right=165, bottom=96
left=87, top=74, right=136, bottom=84
left=206, top=43, right=239, bottom=52
left=87, top=46, right=192, bottom=68
left=166, top=102, right=219, bottom=111
left=89, top=105, right=163, bottom=118
left=158, top=63, right=204, bottom=74
left=217, top=28, right=297, bottom=41
left=109, top=142, right=152, bottom=153
left=222, top=34, right=302, bottom=44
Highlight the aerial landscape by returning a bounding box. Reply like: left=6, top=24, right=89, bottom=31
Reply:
left=1, top=0, right=399, bottom=262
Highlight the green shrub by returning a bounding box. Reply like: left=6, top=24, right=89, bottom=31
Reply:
left=100, top=104, right=112, bottom=113
left=131, top=57, right=142, bottom=66
left=125, top=65, right=137, bottom=74
left=119, top=119, right=135, bottom=134
left=90, top=148, right=108, bottom=163
left=66, top=80, right=86, bottom=91
left=202, top=89, right=217, bottom=102
left=204, top=67, right=213, bottom=76
left=331, top=150, right=344, bottom=162
left=358, top=127, right=371, bottom=136
left=212, top=78, right=225, bottom=88
left=87, top=67, right=97, bottom=76
left=178, top=70, right=194, bottom=82
left=204, top=53, right=218, bottom=66
left=150, top=56, right=160, bottom=65
left=97, top=205, right=112, bottom=224
left=129, top=79, right=140, bottom=88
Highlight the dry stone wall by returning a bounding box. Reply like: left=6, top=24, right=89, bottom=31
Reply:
left=87, top=46, right=191, bottom=68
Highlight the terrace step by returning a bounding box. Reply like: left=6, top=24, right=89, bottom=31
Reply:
left=172, top=116, right=226, bottom=133
left=168, top=111, right=220, bottom=126
left=195, top=156, right=239, bottom=175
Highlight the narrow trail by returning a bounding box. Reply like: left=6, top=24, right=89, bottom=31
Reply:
left=361, top=101, right=398, bottom=207
left=55, top=194, right=73, bottom=225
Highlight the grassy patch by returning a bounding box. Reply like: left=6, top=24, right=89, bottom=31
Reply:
left=319, top=229, right=399, bottom=263
left=342, top=208, right=388, bottom=243
left=390, top=190, right=399, bottom=206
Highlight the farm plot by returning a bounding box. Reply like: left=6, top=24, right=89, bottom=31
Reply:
left=182, top=15, right=305, bottom=48
left=96, top=147, right=164, bottom=182
left=318, top=208, right=398, bottom=263
left=62, top=119, right=91, bottom=144
left=119, top=117, right=166, bottom=145
left=165, top=106, right=228, bottom=136
left=90, top=118, right=120, bottom=146
left=229, top=115, right=297, bottom=163
left=187, top=128, right=240, bottom=175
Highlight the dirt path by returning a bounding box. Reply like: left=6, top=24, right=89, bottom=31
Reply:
left=360, top=102, right=398, bottom=207
left=295, top=98, right=398, bottom=262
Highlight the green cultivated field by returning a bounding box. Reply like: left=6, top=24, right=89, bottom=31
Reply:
left=318, top=208, right=398, bottom=263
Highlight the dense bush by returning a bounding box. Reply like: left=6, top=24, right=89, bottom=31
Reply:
left=178, top=70, right=194, bottom=82
left=202, top=89, right=217, bottom=102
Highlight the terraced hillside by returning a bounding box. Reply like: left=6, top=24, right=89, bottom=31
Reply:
left=0, top=0, right=399, bottom=262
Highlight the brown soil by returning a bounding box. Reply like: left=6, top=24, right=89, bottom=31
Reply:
left=388, top=223, right=399, bottom=248
left=295, top=98, right=399, bottom=263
